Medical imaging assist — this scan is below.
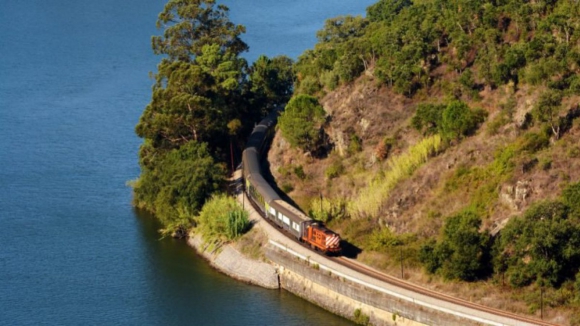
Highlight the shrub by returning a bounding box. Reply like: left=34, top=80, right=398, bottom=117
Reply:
left=348, top=134, right=363, bottom=155
left=496, top=201, right=580, bottom=287
left=421, top=211, right=490, bottom=281
left=281, top=182, right=294, bottom=193
left=440, top=101, right=486, bottom=141
left=132, top=141, right=225, bottom=228
left=568, top=146, right=580, bottom=158
left=411, top=103, right=445, bottom=135
left=310, top=196, right=347, bottom=223
left=293, top=165, right=306, bottom=180
left=375, top=137, right=396, bottom=161
left=563, top=182, right=580, bottom=219
left=325, top=161, right=345, bottom=179
left=518, top=131, right=550, bottom=153
left=278, top=94, right=326, bottom=153
left=196, top=194, right=250, bottom=243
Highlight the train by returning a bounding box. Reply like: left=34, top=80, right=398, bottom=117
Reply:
left=242, top=111, right=342, bottom=255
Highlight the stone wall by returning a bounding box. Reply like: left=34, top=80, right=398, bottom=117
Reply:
left=265, top=245, right=487, bottom=326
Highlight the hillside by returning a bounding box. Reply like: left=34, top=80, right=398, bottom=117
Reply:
left=268, top=0, right=580, bottom=324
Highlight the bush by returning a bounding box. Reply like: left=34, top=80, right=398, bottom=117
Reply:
left=293, top=165, right=306, bottom=180
left=325, top=161, right=344, bottom=179
left=411, top=103, right=445, bottom=135
left=132, top=141, right=225, bottom=228
left=281, top=182, right=294, bottom=193
left=196, top=194, right=250, bottom=243
left=563, top=182, right=580, bottom=219
left=348, top=134, right=363, bottom=155
left=496, top=201, right=580, bottom=287
left=422, top=211, right=490, bottom=281
left=440, top=101, right=486, bottom=141
left=518, top=131, right=550, bottom=153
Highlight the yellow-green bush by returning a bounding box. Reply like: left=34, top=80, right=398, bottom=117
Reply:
left=196, top=194, right=250, bottom=244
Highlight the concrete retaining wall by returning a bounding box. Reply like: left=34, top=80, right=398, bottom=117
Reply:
left=266, top=245, right=486, bottom=326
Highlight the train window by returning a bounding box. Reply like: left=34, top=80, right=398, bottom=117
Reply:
left=283, top=216, right=290, bottom=225
left=277, top=212, right=282, bottom=220
left=269, top=206, right=276, bottom=216
left=292, top=221, right=300, bottom=232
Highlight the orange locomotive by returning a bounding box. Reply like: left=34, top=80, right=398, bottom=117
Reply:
left=302, top=221, right=341, bottom=255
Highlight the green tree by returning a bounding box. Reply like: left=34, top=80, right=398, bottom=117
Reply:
left=152, top=0, right=247, bottom=61
left=533, top=89, right=563, bottom=139
left=563, top=182, right=580, bottom=219
left=278, top=95, right=326, bottom=153
left=133, top=142, right=225, bottom=227
left=439, top=101, right=486, bottom=141
left=134, top=0, right=252, bottom=228
left=435, top=211, right=489, bottom=281
left=249, top=55, right=294, bottom=111
left=367, top=0, right=412, bottom=23
left=496, top=201, right=580, bottom=287
left=411, top=103, right=445, bottom=135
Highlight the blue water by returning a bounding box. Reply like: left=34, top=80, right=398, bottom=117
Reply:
left=0, top=0, right=375, bottom=325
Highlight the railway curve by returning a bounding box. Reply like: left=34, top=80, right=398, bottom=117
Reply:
left=240, top=112, right=560, bottom=326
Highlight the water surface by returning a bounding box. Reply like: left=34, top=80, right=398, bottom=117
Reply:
left=0, top=1, right=374, bottom=324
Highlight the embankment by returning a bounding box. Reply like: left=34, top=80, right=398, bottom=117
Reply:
left=187, top=233, right=279, bottom=289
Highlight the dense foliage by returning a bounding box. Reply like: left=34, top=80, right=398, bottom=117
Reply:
left=495, top=183, right=580, bottom=288
left=278, top=94, right=327, bottom=153
left=420, top=211, right=489, bottom=281
left=134, top=0, right=293, bottom=228
left=294, top=0, right=580, bottom=97
left=411, top=100, right=487, bottom=141
left=196, top=194, right=250, bottom=243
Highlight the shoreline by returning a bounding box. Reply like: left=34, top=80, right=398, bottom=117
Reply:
left=186, top=232, right=280, bottom=290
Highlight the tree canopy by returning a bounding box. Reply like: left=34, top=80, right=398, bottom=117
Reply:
left=293, top=0, right=580, bottom=97
left=495, top=200, right=580, bottom=287
left=278, top=94, right=327, bottom=153
left=420, top=210, right=489, bottom=281
left=134, top=0, right=295, bottom=229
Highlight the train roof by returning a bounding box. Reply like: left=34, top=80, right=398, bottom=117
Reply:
left=245, top=112, right=278, bottom=151
left=271, top=199, right=311, bottom=223
left=242, top=148, right=261, bottom=176
left=248, top=173, right=280, bottom=203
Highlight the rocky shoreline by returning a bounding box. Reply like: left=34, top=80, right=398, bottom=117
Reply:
left=186, top=233, right=280, bottom=289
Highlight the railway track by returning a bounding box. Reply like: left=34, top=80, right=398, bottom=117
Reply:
left=237, top=179, right=555, bottom=325
left=332, top=256, right=558, bottom=326
left=246, top=197, right=557, bottom=324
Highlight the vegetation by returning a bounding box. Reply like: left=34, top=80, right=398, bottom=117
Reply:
left=196, top=194, right=250, bottom=244
left=420, top=210, right=489, bottom=281
left=133, top=0, right=580, bottom=320
left=495, top=185, right=580, bottom=288
left=133, top=0, right=293, bottom=230
left=353, top=308, right=370, bottom=325
left=412, top=100, right=487, bottom=141
left=132, top=141, right=224, bottom=229
left=278, top=94, right=327, bottom=153
left=348, top=135, right=442, bottom=218
left=294, top=0, right=580, bottom=98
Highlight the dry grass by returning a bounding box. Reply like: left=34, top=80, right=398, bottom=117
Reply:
left=234, top=226, right=269, bottom=261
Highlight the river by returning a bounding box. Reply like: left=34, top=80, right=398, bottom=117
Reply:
left=0, top=0, right=375, bottom=324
